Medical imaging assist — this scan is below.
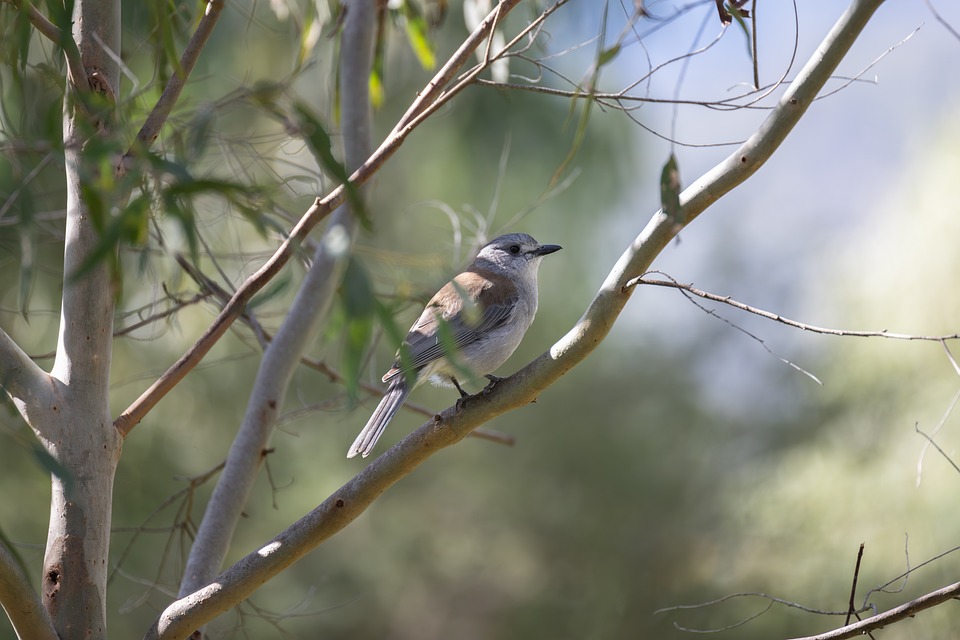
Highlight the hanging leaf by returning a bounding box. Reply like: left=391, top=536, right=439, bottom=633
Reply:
left=375, top=300, right=417, bottom=388
left=17, top=183, right=36, bottom=321
left=598, top=44, right=621, bottom=68
left=249, top=268, right=292, bottom=310
left=659, top=153, right=682, bottom=226
left=292, top=102, right=369, bottom=227
left=339, top=258, right=376, bottom=403
left=399, top=0, right=436, bottom=69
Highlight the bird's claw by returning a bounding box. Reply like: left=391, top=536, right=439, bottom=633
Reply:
left=482, top=374, right=505, bottom=396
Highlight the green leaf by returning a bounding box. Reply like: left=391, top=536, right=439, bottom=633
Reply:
left=369, top=68, right=385, bottom=110
left=374, top=300, right=417, bottom=388
left=660, top=153, right=682, bottom=224
left=370, top=6, right=387, bottom=109
left=13, top=7, right=31, bottom=74
left=71, top=193, right=150, bottom=282
left=19, top=231, right=35, bottom=323
left=399, top=0, right=436, bottom=69
left=248, top=269, right=292, bottom=310
left=292, top=102, right=369, bottom=228
left=340, top=259, right=376, bottom=402
left=159, top=2, right=185, bottom=81
left=598, top=44, right=621, bottom=68
left=297, top=2, right=323, bottom=69
left=30, top=442, right=74, bottom=496
left=728, top=4, right=753, bottom=59
left=434, top=315, right=473, bottom=382
left=187, top=104, right=215, bottom=162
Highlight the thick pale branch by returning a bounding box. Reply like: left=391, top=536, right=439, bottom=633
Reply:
left=0, top=326, right=52, bottom=411
left=177, top=0, right=377, bottom=598
left=114, top=0, right=528, bottom=436
left=787, top=580, right=960, bottom=640
left=679, top=0, right=884, bottom=219
left=0, top=542, right=58, bottom=640
left=174, top=257, right=515, bottom=444
left=147, top=0, right=885, bottom=634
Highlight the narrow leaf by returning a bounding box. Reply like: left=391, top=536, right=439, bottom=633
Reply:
left=292, top=102, right=369, bottom=227
left=598, top=44, right=621, bottom=68
left=400, top=0, right=436, bottom=69
left=340, top=259, right=376, bottom=402
left=660, top=153, right=682, bottom=224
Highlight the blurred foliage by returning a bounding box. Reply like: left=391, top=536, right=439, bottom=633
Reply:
left=1, top=0, right=960, bottom=639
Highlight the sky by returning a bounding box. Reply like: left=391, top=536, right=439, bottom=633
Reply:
left=558, top=0, right=960, bottom=392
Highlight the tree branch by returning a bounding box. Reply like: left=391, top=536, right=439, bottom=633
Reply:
left=147, top=0, right=886, bottom=635
left=113, top=0, right=529, bottom=437
left=631, top=273, right=960, bottom=342
left=0, top=325, right=53, bottom=411
left=121, top=0, right=225, bottom=169
left=176, top=254, right=515, bottom=446
left=788, top=580, right=960, bottom=640
left=6, top=0, right=89, bottom=91
left=393, top=0, right=525, bottom=132
left=0, top=541, right=58, bottom=640
left=177, top=0, right=377, bottom=598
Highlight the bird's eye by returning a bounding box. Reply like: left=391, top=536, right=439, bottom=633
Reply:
left=509, top=244, right=521, bottom=255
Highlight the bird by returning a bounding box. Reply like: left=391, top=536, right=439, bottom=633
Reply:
left=347, top=232, right=562, bottom=458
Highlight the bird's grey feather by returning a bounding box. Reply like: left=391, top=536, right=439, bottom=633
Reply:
left=346, top=376, right=412, bottom=458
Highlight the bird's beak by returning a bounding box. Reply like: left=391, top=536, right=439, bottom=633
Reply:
left=535, top=244, right=562, bottom=256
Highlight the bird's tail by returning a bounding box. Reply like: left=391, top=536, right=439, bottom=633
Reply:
left=347, top=376, right=412, bottom=458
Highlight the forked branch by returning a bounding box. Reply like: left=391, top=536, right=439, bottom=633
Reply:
left=147, top=0, right=885, bottom=636
left=114, top=0, right=529, bottom=437
left=788, top=580, right=960, bottom=640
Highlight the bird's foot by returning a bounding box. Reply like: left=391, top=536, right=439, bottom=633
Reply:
left=451, top=376, right=470, bottom=398
left=452, top=376, right=470, bottom=412
left=482, top=374, right=505, bottom=396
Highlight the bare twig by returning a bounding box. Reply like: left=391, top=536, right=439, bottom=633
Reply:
left=178, top=252, right=515, bottom=447
left=923, top=0, right=960, bottom=43
left=146, top=2, right=887, bottom=636
left=844, top=543, right=865, bottom=627
left=655, top=591, right=858, bottom=618
left=114, top=292, right=214, bottom=337
left=114, top=0, right=529, bottom=438
left=629, top=273, right=960, bottom=343
left=122, top=0, right=227, bottom=168
left=916, top=421, right=960, bottom=477
left=788, top=580, right=960, bottom=640
left=633, top=273, right=823, bottom=384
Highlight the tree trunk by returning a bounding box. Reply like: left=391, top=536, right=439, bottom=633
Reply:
left=33, top=0, right=123, bottom=637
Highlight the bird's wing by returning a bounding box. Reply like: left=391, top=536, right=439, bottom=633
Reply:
left=383, top=269, right=518, bottom=382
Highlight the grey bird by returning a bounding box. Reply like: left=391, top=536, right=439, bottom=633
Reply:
left=347, top=233, right=562, bottom=458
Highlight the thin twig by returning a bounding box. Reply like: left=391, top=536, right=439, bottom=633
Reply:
left=655, top=591, right=857, bottom=618
left=115, top=0, right=530, bottom=438
left=751, top=0, right=759, bottom=89
left=176, top=254, right=515, bottom=447
left=788, top=580, right=960, bottom=640
left=923, top=0, right=960, bottom=43
left=633, top=273, right=823, bottom=384
left=146, top=1, right=889, bottom=634
left=629, top=273, right=960, bottom=342
left=915, top=422, right=960, bottom=477
left=7, top=0, right=89, bottom=90
left=844, top=543, right=865, bottom=627
left=121, top=0, right=226, bottom=170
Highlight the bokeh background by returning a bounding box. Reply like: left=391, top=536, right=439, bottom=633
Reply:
left=2, top=0, right=960, bottom=637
